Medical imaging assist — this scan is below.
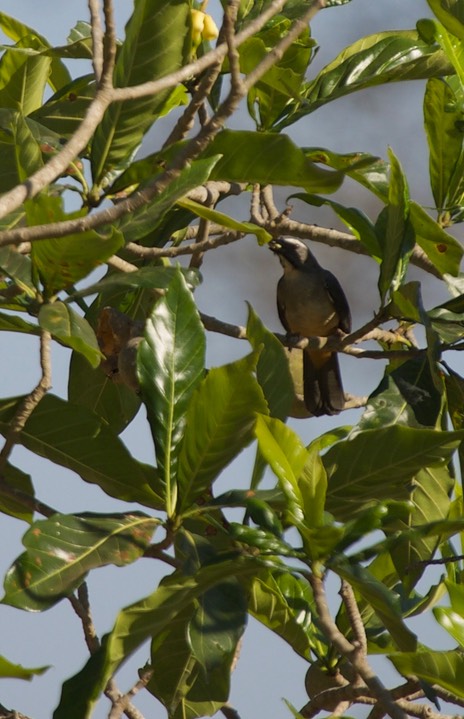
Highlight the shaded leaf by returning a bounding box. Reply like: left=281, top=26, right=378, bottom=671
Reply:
left=3, top=512, right=158, bottom=611
left=38, top=303, right=102, bottom=367
left=0, top=311, right=40, bottom=335
left=177, top=354, right=266, bottom=513
left=409, top=202, right=463, bottom=276
left=30, top=74, right=96, bottom=138
left=427, top=0, right=464, bottom=40
left=0, top=109, right=43, bottom=192
left=0, top=463, right=34, bottom=523
left=53, top=556, right=267, bottom=719
left=0, top=245, right=35, bottom=297
left=137, top=269, right=206, bottom=516
left=0, top=394, right=162, bottom=508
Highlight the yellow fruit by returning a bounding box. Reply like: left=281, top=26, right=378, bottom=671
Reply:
left=202, top=13, right=219, bottom=40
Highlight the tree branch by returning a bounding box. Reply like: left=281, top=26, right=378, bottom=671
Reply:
left=0, top=330, right=52, bottom=476
left=308, top=573, right=408, bottom=719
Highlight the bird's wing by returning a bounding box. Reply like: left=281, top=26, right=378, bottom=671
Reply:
left=323, top=270, right=351, bottom=334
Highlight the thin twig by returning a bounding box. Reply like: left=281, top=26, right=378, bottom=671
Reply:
left=107, top=667, right=154, bottom=719
left=308, top=573, right=408, bottom=719
left=0, top=330, right=52, bottom=475
left=125, top=230, right=244, bottom=259
left=89, top=0, right=104, bottom=81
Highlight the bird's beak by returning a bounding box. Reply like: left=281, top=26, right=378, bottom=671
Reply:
left=268, top=239, right=281, bottom=253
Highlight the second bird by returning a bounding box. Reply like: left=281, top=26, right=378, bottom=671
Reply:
left=269, top=237, right=351, bottom=416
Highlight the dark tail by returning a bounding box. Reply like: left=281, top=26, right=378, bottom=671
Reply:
left=303, top=350, right=345, bottom=416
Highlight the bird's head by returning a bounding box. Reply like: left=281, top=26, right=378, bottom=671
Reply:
left=269, top=237, right=315, bottom=270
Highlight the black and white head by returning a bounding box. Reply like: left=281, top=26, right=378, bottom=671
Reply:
left=269, top=237, right=316, bottom=270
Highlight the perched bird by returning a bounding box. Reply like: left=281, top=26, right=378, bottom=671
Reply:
left=269, top=237, right=351, bottom=416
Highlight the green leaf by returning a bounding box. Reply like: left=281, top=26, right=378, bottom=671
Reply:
left=0, top=109, right=43, bottom=192
left=91, top=0, right=191, bottom=187
left=279, top=30, right=451, bottom=126
left=297, top=444, right=328, bottom=529
left=3, top=512, right=158, bottom=611
left=0, top=35, right=51, bottom=114
left=0, top=245, right=35, bottom=297
left=0, top=463, right=34, bottom=523
left=0, top=655, right=49, bottom=680
left=409, top=201, right=463, bottom=276
left=53, top=556, right=265, bottom=719
left=0, top=11, right=71, bottom=91
left=205, top=130, right=344, bottom=193
left=424, top=77, right=464, bottom=212
left=427, top=0, right=464, bottom=40
left=177, top=354, right=267, bottom=513
left=28, top=196, right=124, bottom=294
left=385, top=465, right=453, bottom=591
left=291, top=192, right=381, bottom=258
left=324, top=426, right=464, bottom=521
left=38, top=303, right=102, bottom=367
left=254, top=415, right=307, bottom=524
left=246, top=304, right=294, bottom=420
left=147, top=603, right=225, bottom=719
left=0, top=311, right=40, bottom=335
left=304, top=147, right=390, bottom=201
left=177, top=198, right=272, bottom=245
left=389, top=649, right=464, bottom=697
left=30, top=74, right=96, bottom=138
left=0, top=394, right=162, bottom=508
left=247, top=568, right=314, bottom=659
left=137, top=269, right=206, bottom=516
left=377, top=148, right=414, bottom=302
left=188, top=579, right=247, bottom=677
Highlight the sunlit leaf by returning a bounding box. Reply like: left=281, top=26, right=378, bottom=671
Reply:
left=3, top=512, right=158, bottom=611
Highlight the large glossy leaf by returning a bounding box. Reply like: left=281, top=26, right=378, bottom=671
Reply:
left=28, top=196, right=124, bottom=294
left=277, top=30, right=451, bottom=126
left=91, top=0, right=191, bottom=187
left=177, top=353, right=267, bottom=513
left=0, top=394, right=162, bottom=508
left=324, top=426, right=464, bottom=521
left=205, top=130, right=344, bottom=193
left=247, top=568, right=314, bottom=659
left=137, top=269, right=206, bottom=516
left=0, top=11, right=71, bottom=91
left=53, top=555, right=266, bottom=719
left=0, top=35, right=50, bottom=115
left=38, top=303, right=102, bottom=367
left=389, top=649, right=464, bottom=697
left=3, top=512, right=158, bottom=611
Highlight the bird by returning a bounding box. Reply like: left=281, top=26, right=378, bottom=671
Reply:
left=269, top=237, right=351, bottom=416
